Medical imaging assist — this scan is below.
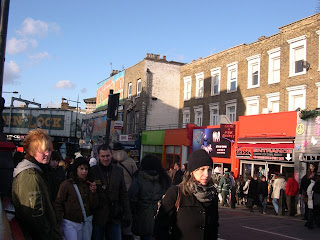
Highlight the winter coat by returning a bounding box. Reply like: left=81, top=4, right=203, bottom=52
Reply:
left=247, top=179, right=258, bottom=199
left=257, top=181, right=268, bottom=197
left=90, top=163, right=132, bottom=226
left=307, top=180, right=315, bottom=209
left=285, top=177, right=299, bottom=196
left=47, top=166, right=65, bottom=202
left=243, top=179, right=250, bottom=195
left=12, top=159, right=62, bottom=240
left=172, top=169, right=183, bottom=185
left=113, top=150, right=138, bottom=190
left=218, top=176, right=231, bottom=192
left=154, top=185, right=219, bottom=240
left=54, top=178, right=98, bottom=224
left=128, top=170, right=167, bottom=236
left=271, top=177, right=286, bottom=199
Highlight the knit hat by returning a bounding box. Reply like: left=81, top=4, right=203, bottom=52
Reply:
left=188, top=149, right=213, bottom=173
left=72, top=157, right=90, bottom=173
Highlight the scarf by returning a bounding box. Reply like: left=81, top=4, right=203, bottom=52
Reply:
left=191, top=181, right=216, bottom=203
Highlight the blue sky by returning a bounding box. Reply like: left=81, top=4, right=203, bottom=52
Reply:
left=3, top=0, right=319, bottom=108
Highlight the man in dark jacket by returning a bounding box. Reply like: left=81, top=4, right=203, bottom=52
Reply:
left=91, top=144, right=132, bottom=240
left=257, top=175, right=268, bottom=214
left=48, top=150, right=66, bottom=202
left=172, top=162, right=183, bottom=185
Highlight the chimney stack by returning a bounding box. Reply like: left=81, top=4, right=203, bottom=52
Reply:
left=163, top=55, right=166, bottom=60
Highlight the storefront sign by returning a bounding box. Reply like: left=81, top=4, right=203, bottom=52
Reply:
left=119, top=134, right=133, bottom=142
left=114, top=121, right=123, bottom=130
left=252, top=148, right=293, bottom=161
left=236, top=147, right=252, bottom=159
left=193, top=128, right=231, bottom=158
left=221, top=124, right=235, bottom=142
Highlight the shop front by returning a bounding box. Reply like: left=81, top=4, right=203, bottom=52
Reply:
left=192, top=124, right=239, bottom=177
left=237, top=112, right=297, bottom=181
left=141, top=130, right=165, bottom=161
left=163, top=128, right=190, bottom=170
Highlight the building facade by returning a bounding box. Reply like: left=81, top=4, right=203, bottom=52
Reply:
left=179, top=13, right=320, bottom=126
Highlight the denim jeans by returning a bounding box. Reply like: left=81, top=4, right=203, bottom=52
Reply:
left=259, top=195, right=267, bottom=213
left=272, top=198, right=279, bottom=214
left=92, top=223, right=122, bottom=240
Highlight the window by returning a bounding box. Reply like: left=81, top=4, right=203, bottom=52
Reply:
left=137, top=79, right=141, bottom=97
left=134, top=111, right=140, bottom=133
left=286, top=85, right=306, bottom=111
left=128, top=82, right=132, bottom=98
left=227, top=62, right=238, bottom=93
left=266, top=92, right=280, bottom=113
left=316, top=82, right=320, bottom=108
left=225, top=99, right=237, bottom=122
left=317, top=30, right=320, bottom=71
left=245, top=96, right=260, bottom=115
left=193, top=105, right=203, bottom=126
left=126, top=111, right=134, bottom=134
left=195, top=72, right=204, bottom=98
left=287, top=35, right=307, bottom=77
left=247, top=55, right=261, bottom=88
left=211, top=67, right=220, bottom=96
left=268, top=48, right=281, bottom=84
left=182, top=107, right=190, bottom=128
left=209, top=103, right=219, bottom=125
left=183, top=76, right=192, bottom=101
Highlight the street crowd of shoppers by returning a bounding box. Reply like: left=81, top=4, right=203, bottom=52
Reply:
left=10, top=128, right=320, bottom=239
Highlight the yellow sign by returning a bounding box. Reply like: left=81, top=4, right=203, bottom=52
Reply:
left=296, top=123, right=305, bottom=135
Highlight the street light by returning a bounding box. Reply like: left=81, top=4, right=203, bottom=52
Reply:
left=62, top=96, right=80, bottom=140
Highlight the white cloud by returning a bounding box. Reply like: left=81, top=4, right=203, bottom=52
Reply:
left=29, top=51, right=50, bottom=65
left=4, top=60, right=20, bottom=84
left=45, top=101, right=60, bottom=108
left=17, top=17, right=50, bottom=37
left=6, top=37, right=38, bottom=55
left=54, top=80, right=75, bottom=89
left=81, top=88, right=87, bottom=93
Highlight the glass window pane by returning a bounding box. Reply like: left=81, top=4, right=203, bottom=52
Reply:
left=166, top=146, right=174, bottom=154
left=175, top=146, right=181, bottom=154
left=156, top=146, right=163, bottom=153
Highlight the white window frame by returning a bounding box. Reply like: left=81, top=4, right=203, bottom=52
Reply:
left=287, top=35, right=307, bottom=77
left=136, top=79, right=141, bottom=97
left=266, top=92, right=280, bottom=113
left=128, top=82, right=132, bottom=98
left=183, top=76, right=192, bottom=101
left=247, top=55, right=261, bottom=89
left=209, top=103, right=219, bottom=125
left=317, top=30, right=320, bottom=71
left=316, top=82, right=320, bottom=108
left=225, top=99, right=237, bottom=123
left=227, top=62, right=238, bottom=93
left=210, top=67, right=221, bottom=96
left=193, top=105, right=203, bottom=126
left=195, top=72, right=204, bottom=99
left=245, top=96, right=260, bottom=116
left=286, top=85, right=307, bottom=111
left=182, top=107, right=190, bottom=128
left=267, top=48, right=281, bottom=84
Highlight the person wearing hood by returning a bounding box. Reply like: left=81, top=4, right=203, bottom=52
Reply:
left=55, top=157, right=98, bottom=239
left=11, top=129, right=62, bottom=240
left=128, top=154, right=171, bottom=240
left=113, top=142, right=138, bottom=190
left=154, top=149, right=219, bottom=240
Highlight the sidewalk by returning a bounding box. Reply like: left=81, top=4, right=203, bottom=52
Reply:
left=219, top=202, right=305, bottom=220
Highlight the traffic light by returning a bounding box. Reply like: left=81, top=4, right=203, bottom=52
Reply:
left=107, top=93, right=119, bottom=120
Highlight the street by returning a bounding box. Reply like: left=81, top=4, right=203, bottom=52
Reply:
left=218, top=206, right=319, bottom=240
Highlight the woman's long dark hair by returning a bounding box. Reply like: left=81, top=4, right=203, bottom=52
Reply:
left=141, top=154, right=171, bottom=190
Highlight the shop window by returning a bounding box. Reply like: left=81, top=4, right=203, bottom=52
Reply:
left=165, top=146, right=181, bottom=170
left=281, top=166, right=294, bottom=178
left=268, top=47, right=281, bottom=84
left=242, top=163, right=252, bottom=181
left=253, top=164, right=266, bottom=177
left=267, top=164, right=280, bottom=181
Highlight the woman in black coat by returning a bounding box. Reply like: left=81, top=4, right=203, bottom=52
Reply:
left=154, top=149, right=219, bottom=240
left=247, top=175, right=259, bottom=212
left=128, top=154, right=171, bottom=240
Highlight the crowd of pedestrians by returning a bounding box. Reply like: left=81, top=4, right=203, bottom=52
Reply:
left=10, top=128, right=320, bottom=239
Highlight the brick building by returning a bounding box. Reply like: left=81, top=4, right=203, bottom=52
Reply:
left=122, top=53, right=184, bottom=142
left=180, top=13, right=320, bottom=126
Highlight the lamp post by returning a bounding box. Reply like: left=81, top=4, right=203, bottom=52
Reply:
left=62, top=95, right=80, bottom=140
left=3, top=91, right=18, bottom=94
